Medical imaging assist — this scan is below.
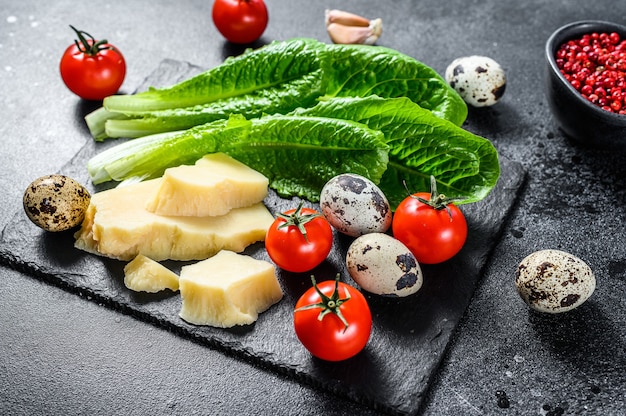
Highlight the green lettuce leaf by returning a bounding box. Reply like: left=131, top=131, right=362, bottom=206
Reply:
left=88, top=38, right=467, bottom=140
left=87, top=119, right=243, bottom=183
left=324, top=43, right=468, bottom=126
left=103, top=70, right=325, bottom=139
left=293, top=96, right=499, bottom=206
left=103, top=38, right=327, bottom=113
left=224, top=115, right=389, bottom=199
left=87, top=114, right=389, bottom=202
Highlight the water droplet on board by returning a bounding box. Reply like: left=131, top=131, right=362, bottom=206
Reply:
left=495, top=390, right=511, bottom=409
left=541, top=404, right=566, bottom=416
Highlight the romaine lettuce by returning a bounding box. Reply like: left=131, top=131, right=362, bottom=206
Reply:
left=293, top=96, right=498, bottom=206
left=86, top=38, right=467, bottom=140
left=88, top=114, right=389, bottom=203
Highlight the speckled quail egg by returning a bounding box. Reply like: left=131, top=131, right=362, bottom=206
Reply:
left=346, top=232, right=423, bottom=297
left=445, top=55, right=506, bottom=107
left=320, top=173, right=392, bottom=237
left=23, top=174, right=91, bottom=232
left=515, top=249, right=595, bottom=314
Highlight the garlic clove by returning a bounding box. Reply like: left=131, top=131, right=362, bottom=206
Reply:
left=327, top=20, right=383, bottom=45
left=325, top=9, right=383, bottom=45
left=325, top=9, right=371, bottom=28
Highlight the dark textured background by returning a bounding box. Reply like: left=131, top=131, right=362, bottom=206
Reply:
left=1, top=1, right=625, bottom=415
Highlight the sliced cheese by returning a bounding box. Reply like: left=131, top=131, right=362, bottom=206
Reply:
left=145, top=153, right=269, bottom=217
left=178, top=250, right=283, bottom=328
left=123, top=254, right=180, bottom=293
left=74, top=179, right=274, bottom=261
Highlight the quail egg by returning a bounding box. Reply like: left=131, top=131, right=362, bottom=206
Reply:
left=346, top=232, right=423, bottom=297
left=445, top=55, right=506, bottom=107
left=515, top=249, right=596, bottom=313
left=320, top=173, right=392, bottom=237
left=23, top=174, right=91, bottom=232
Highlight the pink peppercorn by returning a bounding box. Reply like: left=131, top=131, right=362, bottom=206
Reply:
left=556, top=31, right=626, bottom=114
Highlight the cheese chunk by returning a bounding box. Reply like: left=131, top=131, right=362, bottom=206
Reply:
left=146, top=153, right=269, bottom=217
left=123, top=254, right=180, bottom=293
left=74, top=179, right=274, bottom=261
left=178, top=250, right=283, bottom=328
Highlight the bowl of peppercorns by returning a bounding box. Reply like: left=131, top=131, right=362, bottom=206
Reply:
left=545, top=20, right=626, bottom=149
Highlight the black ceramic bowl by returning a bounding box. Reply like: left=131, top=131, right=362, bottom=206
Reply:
left=545, top=20, right=626, bottom=149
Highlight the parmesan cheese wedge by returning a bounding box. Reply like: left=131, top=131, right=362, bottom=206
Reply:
left=123, top=254, right=180, bottom=293
left=178, top=250, right=283, bottom=327
left=146, top=153, right=269, bottom=217
left=74, top=179, right=274, bottom=261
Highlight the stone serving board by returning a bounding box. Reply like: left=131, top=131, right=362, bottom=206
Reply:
left=0, top=60, right=526, bottom=415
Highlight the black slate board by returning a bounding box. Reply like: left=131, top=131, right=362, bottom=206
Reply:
left=0, top=60, right=527, bottom=416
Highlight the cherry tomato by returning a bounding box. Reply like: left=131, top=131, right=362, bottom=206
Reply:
left=60, top=26, right=126, bottom=100
left=265, top=202, right=333, bottom=273
left=392, top=176, right=468, bottom=264
left=212, top=0, right=269, bottom=44
left=294, top=275, right=372, bottom=361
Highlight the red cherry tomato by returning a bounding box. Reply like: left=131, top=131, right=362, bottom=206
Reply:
left=59, top=26, right=126, bottom=100
left=265, top=202, right=333, bottom=273
left=212, top=0, right=269, bottom=44
left=392, top=177, right=468, bottom=264
left=294, top=275, right=372, bottom=361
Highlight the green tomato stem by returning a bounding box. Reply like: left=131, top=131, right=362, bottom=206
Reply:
left=407, top=175, right=467, bottom=219
left=69, top=25, right=112, bottom=56
left=294, top=274, right=351, bottom=331
left=275, top=200, right=323, bottom=242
